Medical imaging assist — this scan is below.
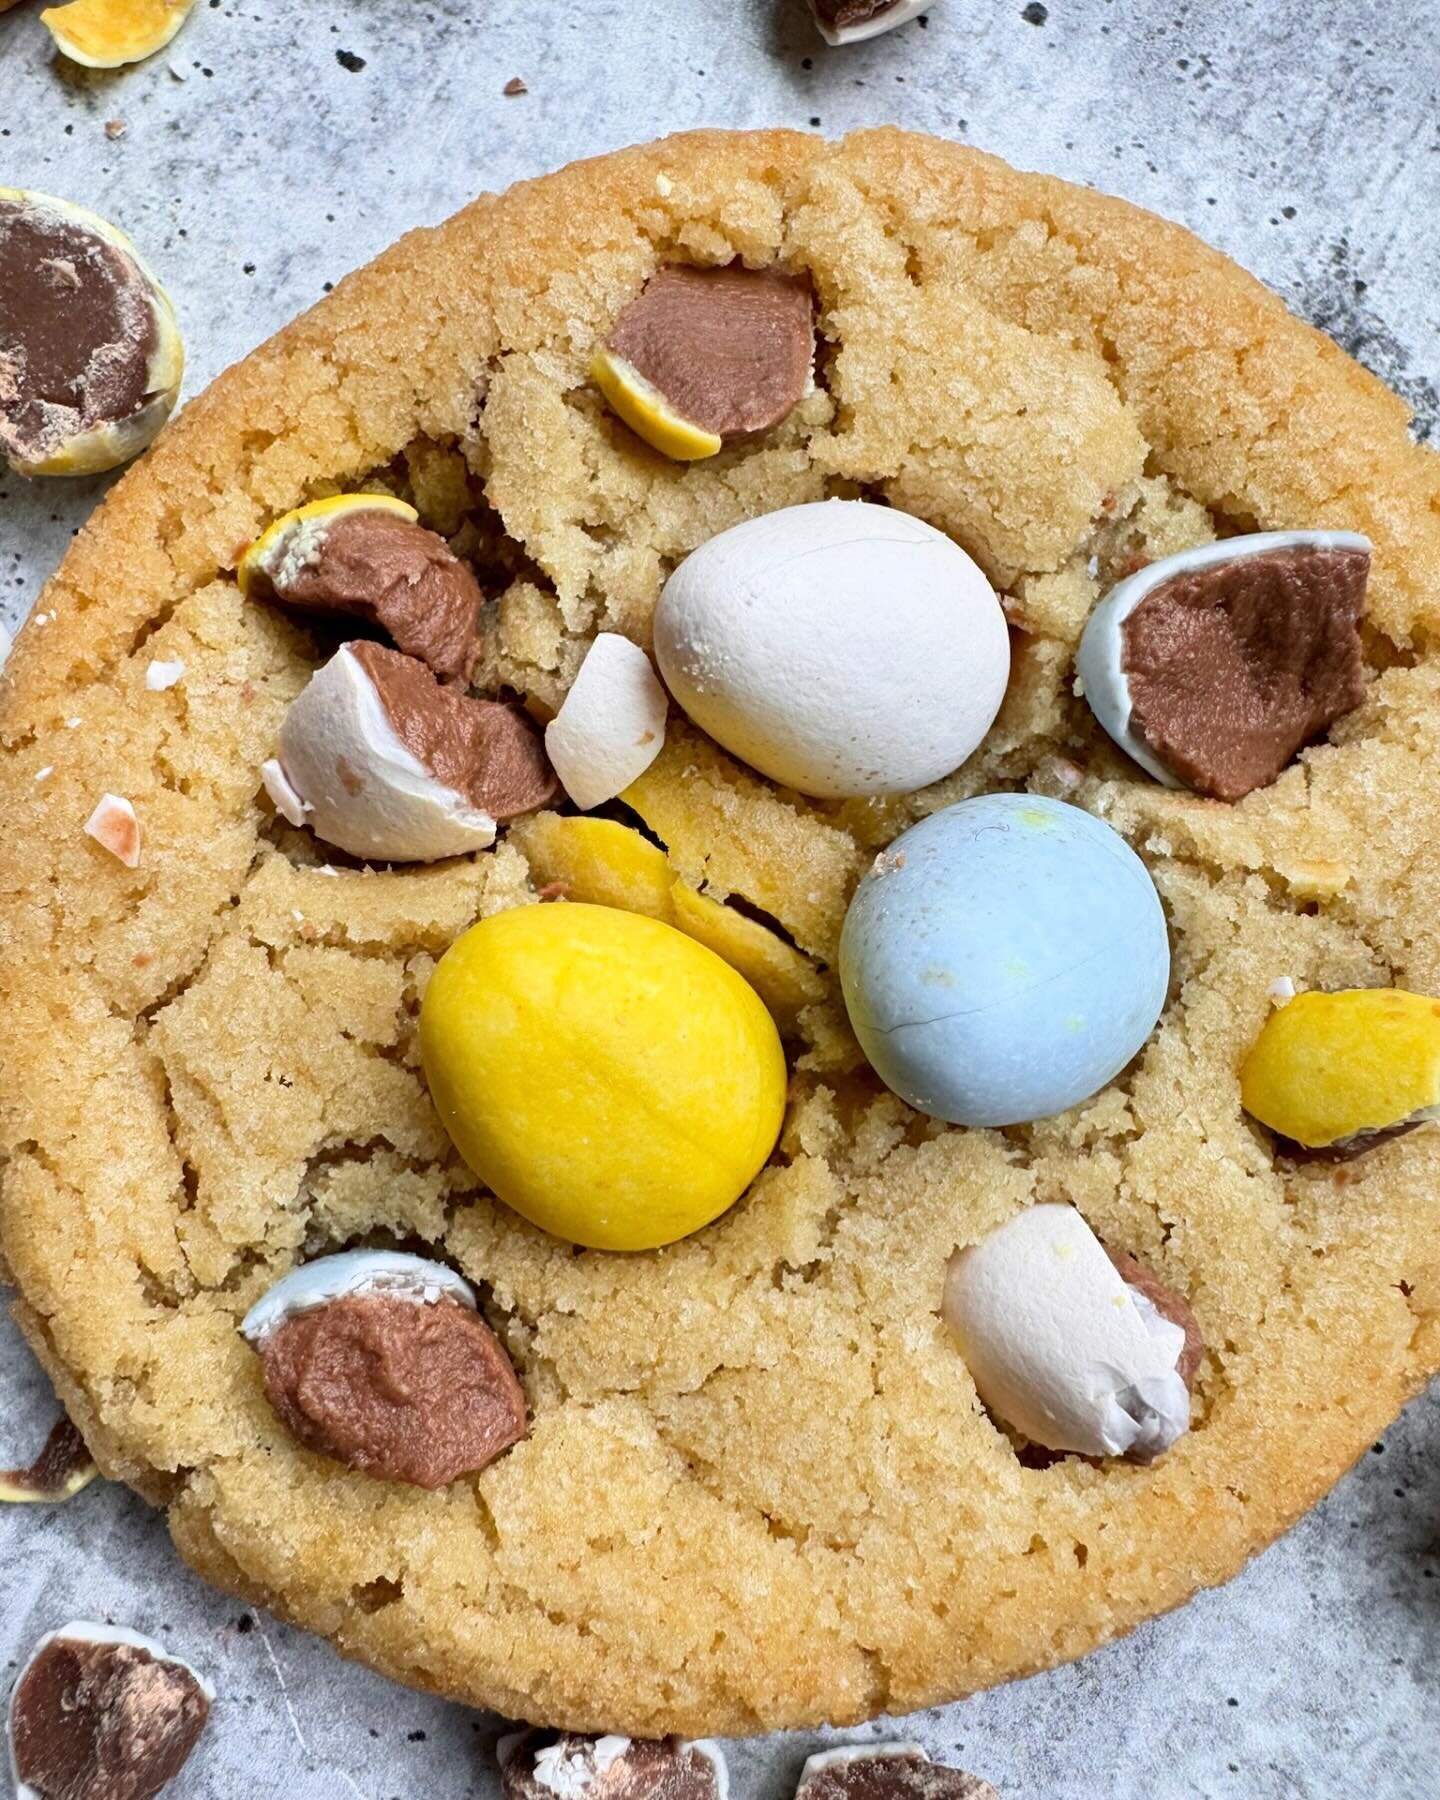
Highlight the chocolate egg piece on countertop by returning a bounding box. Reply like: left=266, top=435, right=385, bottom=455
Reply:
left=654, top=501, right=1010, bottom=799
left=7, top=1621, right=212, bottom=1800
left=420, top=903, right=786, bottom=1252
left=0, top=1416, right=96, bottom=1505
left=1240, top=986, right=1440, bottom=1158
left=808, top=0, right=937, bottom=46
left=238, top=492, right=484, bottom=682
left=499, top=1732, right=728, bottom=1800
left=943, top=1204, right=1200, bottom=1463
left=1075, top=531, right=1370, bottom=801
left=241, top=1250, right=527, bottom=1488
left=0, top=189, right=183, bottom=477
left=261, top=640, right=555, bottom=864
left=591, top=263, right=814, bottom=461
left=795, top=1746, right=997, bottom=1800
left=840, top=793, right=1168, bottom=1126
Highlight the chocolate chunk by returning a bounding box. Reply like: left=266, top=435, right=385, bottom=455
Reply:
left=1120, top=543, right=1368, bottom=801
left=1107, top=1249, right=1204, bottom=1388
left=605, top=264, right=814, bottom=442
left=350, top=640, right=558, bottom=820
left=0, top=192, right=179, bottom=477
left=0, top=1416, right=97, bottom=1503
left=258, top=1293, right=527, bottom=1487
left=795, top=1748, right=999, bottom=1800
left=9, top=1629, right=210, bottom=1800
left=252, top=508, right=484, bottom=683
left=500, top=1734, right=726, bottom=1800
left=812, top=0, right=901, bottom=27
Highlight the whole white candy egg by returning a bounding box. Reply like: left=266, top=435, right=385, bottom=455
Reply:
left=653, top=501, right=1010, bottom=799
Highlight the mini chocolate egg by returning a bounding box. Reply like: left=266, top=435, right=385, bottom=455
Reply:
left=420, top=903, right=787, bottom=1251
left=653, top=501, right=1009, bottom=799
left=839, top=793, right=1169, bottom=1125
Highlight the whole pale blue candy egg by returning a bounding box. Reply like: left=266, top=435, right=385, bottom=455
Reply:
left=839, top=793, right=1169, bottom=1125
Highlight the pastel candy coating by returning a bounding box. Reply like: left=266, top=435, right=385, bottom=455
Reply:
left=839, top=794, right=1169, bottom=1125
left=653, top=500, right=1009, bottom=799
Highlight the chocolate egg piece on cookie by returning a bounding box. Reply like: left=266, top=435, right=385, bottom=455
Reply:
left=240, top=1250, right=527, bottom=1487
left=655, top=501, right=1010, bottom=798
left=808, top=0, right=936, bottom=46
left=499, top=1732, right=729, bottom=1800
left=944, top=1204, right=1201, bottom=1462
left=1075, top=531, right=1370, bottom=801
left=795, top=1746, right=997, bottom=1800
left=1240, top=986, right=1440, bottom=1159
left=544, top=632, right=668, bottom=811
left=420, top=903, right=787, bottom=1251
left=840, top=794, right=1169, bottom=1125
left=0, top=190, right=183, bottom=477
left=261, top=640, right=555, bottom=863
left=591, top=263, right=814, bottom=461
left=8, top=1621, right=212, bottom=1800
left=238, top=492, right=484, bottom=682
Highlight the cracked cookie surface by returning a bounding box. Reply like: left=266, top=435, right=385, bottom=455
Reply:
left=2, top=129, right=1438, bottom=1736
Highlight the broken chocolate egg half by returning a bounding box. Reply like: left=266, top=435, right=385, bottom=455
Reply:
left=809, top=0, right=936, bottom=47
left=0, top=1417, right=97, bottom=1506
left=1240, top=986, right=1440, bottom=1159
left=591, top=263, right=814, bottom=461
left=261, top=639, right=556, bottom=863
left=0, top=189, right=184, bottom=478
left=795, top=1745, right=998, bottom=1800
left=943, top=1203, right=1202, bottom=1462
left=1075, top=530, right=1370, bottom=802
left=238, top=493, right=483, bottom=683
left=498, top=1731, right=728, bottom=1800
left=7, top=1621, right=212, bottom=1800
left=544, top=632, right=668, bottom=812
left=241, top=1250, right=527, bottom=1488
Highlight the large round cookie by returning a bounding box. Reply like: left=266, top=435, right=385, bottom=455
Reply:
left=2, top=129, right=1438, bottom=1737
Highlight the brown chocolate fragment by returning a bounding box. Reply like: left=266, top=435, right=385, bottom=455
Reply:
left=1107, top=1249, right=1204, bottom=1388
left=501, top=1734, right=725, bottom=1800
left=1270, top=1116, right=1422, bottom=1165
left=350, top=640, right=558, bottom=821
left=607, top=264, right=814, bottom=441
left=503, top=76, right=528, bottom=95
left=10, top=1633, right=209, bottom=1800
left=256, top=509, right=484, bottom=683
left=258, top=1293, right=527, bottom=1487
left=0, top=1416, right=97, bottom=1502
left=812, top=0, right=901, bottom=27
left=796, top=1750, right=999, bottom=1800
left=0, top=193, right=163, bottom=474
left=1121, top=545, right=1368, bottom=801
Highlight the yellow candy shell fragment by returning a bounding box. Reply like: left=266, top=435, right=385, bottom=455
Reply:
left=1240, top=987, right=1440, bottom=1149
left=669, top=878, right=824, bottom=1033
left=420, top=903, right=786, bottom=1251
left=236, top=492, right=417, bottom=597
left=589, top=347, right=723, bottom=462
left=509, top=813, right=675, bottom=920
left=41, top=0, right=194, bottom=68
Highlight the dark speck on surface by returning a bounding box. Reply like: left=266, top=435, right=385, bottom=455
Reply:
left=336, top=49, right=366, bottom=72
left=1022, top=2, right=1049, bottom=22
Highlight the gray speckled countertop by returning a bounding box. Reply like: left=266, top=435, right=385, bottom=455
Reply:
left=2, top=3, right=1437, bottom=1796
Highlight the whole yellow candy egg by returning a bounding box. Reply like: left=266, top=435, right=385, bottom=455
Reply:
left=420, top=903, right=787, bottom=1251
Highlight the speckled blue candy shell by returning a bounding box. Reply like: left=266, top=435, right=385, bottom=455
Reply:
left=839, top=793, right=1170, bottom=1126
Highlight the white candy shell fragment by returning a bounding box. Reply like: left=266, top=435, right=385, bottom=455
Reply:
left=811, top=0, right=935, bottom=46
left=798, top=1746, right=930, bottom=1783
left=272, top=644, right=497, bottom=863
left=1074, top=530, right=1372, bottom=788
left=544, top=633, right=668, bottom=811
left=240, top=1249, right=476, bottom=1344
left=83, top=793, right=140, bottom=867
left=145, top=658, right=185, bottom=690
left=260, top=757, right=309, bottom=827
left=943, top=1203, right=1192, bottom=1460
left=0, top=621, right=12, bottom=672
left=654, top=501, right=1009, bottom=800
